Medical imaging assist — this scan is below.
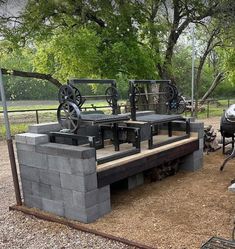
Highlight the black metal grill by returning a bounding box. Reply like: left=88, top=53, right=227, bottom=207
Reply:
left=136, top=114, right=183, bottom=123
left=201, top=237, right=235, bottom=249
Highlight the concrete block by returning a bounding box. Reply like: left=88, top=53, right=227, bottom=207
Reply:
left=15, top=133, right=48, bottom=145
left=128, top=175, right=137, bottom=190
left=62, top=189, right=73, bottom=205
left=17, top=150, right=48, bottom=169
left=60, top=173, right=97, bottom=192
left=199, top=138, right=204, bottom=150
left=51, top=186, right=63, bottom=201
left=73, top=189, right=98, bottom=208
left=16, top=143, right=36, bottom=152
left=48, top=155, right=72, bottom=174
left=28, top=122, right=61, bottom=134
left=180, top=151, right=203, bottom=171
left=42, top=198, right=64, bottom=216
left=39, top=170, right=61, bottom=187
left=190, top=122, right=204, bottom=139
left=98, top=186, right=110, bottom=203
left=24, top=194, right=42, bottom=209
left=98, top=199, right=111, bottom=217
left=21, top=179, right=32, bottom=195
left=36, top=143, right=95, bottom=159
left=70, top=158, right=96, bottom=176
left=19, top=165, right=40, bottom=182
left=32, top=182, right=51, bottom=199
left=136, top=173, right=144, bottom=186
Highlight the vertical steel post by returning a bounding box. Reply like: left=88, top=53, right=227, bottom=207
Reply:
left=36, top=110, right=39, bottom=124
left=0, top=69, right=22, bottom=205
left=191, top=25, right=195, bottom=117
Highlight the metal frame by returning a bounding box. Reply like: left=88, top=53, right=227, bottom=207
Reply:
left=129, top=79, right=171, bottom=121
left=68, top=78, right=118, bottom=115
left=49, top=126, right=141, bottom=165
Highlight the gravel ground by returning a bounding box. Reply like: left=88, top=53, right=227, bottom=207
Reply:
left=0, top=140, right=134, bottom=249
left=0, top=117, right=234, bottom=249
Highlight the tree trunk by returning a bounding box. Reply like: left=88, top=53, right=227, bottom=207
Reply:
left=200, top=72, right=224, bottom=105
left=1, top=68, right=62, bottom=88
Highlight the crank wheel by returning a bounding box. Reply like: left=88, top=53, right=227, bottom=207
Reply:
left=57, top=101, right=81, bottom=132
left=72, top=86, right=83, bottom=108
left=105, top=86, right=119, bottom=106
left=58, top=85, right=74, bottom=103
left=162, top=84, right=175, bottom=101
left=129, top=86, right=140, bottom=103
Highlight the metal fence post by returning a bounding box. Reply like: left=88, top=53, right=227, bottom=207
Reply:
left=207, top=101, right=210, bottom=118
left=0, top=69, right=22, bottom=206
left=36, top=110, right=39, bottom=124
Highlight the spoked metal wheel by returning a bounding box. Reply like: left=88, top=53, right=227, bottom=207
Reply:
left=58, top=85, right=75, bottom=103
left=168, top=96, right=186, bottom=114
left=105, top=86, right=119, bottom=106
left=57, top=101, right=81, bottom=132
left=162, top=84, right=176, bottom=101
left=72, top=86, right=83, bottom=108
left=129, top=86, right=140, bottom=103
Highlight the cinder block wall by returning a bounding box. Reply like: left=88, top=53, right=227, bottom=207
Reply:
left=180, top=121, right=204, bottom=171
left=16, top=127, right=111, bottom=223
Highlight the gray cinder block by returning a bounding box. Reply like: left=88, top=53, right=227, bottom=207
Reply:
left=180, top=149, right=203, bottom=172
left=60, top=173, right=97, bottom=192
left=36, top=143, right=95, bottom=159
left=51, top=186, right=63, bottom=201
left=21, top=179, right=32, bottom=195
left=70, top=158, right=96, bottom=176
left=17, top=150, right=48, bottom=169
left=28, top=122, right=61, bottom=134
left=16, top=143, right=36, bottom=152
left=20, top=165, right=40, bottom=183
left=42, top=198, right=64, bottom=216
left=73, top=189, right=98, bottom=208
left=48, top=155, right=72, bottom=174
left=128, top=173, right=144, bottom=190
left=39, top=170, right=61, bottom=187
left=98, top=186, right=110, bottom=203
left=24, top=194, right=43, bottom=209
left=98, top=199, right=111, bottom=217
left=15, top=133, right=49, bottom=145
left=32, top=182, right=51, bottom=199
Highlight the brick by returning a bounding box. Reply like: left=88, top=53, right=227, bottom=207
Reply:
left=15, top=133, right=27, bottom=144
left=39, top=170, right=61, bottom=187
left=48, top=155, right=72, bottom=174
left=70, top=158, right=96, bottom=175
left=15, top=133, right=48, bottom=145
left=60, top=173, right=97, bottom=192
left=62, top=189, right=73, bottom=205
left=24, top=194, right=42, bottom=209
left=16, top=143, right=36, bottom=152
left=31, top=182, right=51, bottom=199
left=19, top=165, right=40, bottom=182
left=42, top=198, right=64, bottom=216
left=98, top=199, right=111, bottom=217
left=199, top=138, right=204, bottom=149
left=98, top=186, right=110, bottom=203
left=36, top=143, right=95, bottom=159
left=17, top=150, right=47, bottom=169
left=28, top=122, right=61, bottom=134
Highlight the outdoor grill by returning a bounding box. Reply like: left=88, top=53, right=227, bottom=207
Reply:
left=52, top=78, right=191, bottom=164
left=220, top=104, right=235, bottom=154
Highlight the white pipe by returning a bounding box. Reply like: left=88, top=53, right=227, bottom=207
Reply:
left=191, top=25, right=195, bottom=117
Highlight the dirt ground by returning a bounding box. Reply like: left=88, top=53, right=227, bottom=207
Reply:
left=1, top=117, right=235, bottom=249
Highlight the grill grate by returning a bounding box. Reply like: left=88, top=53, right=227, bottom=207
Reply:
left=201, top=237, right=235, bottom=249
left=80, top=114, right=129, bottom=124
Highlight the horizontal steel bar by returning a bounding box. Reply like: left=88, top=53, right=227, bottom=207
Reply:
left=69, top=79, right=116, bottom=84
left=129, top=80, right=171, bottom=84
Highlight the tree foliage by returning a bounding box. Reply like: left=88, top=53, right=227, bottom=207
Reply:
left=0, top=0, right=234, bottom=101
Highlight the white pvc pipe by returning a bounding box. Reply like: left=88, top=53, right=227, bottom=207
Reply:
left=0, top=68, right=11, bottom=139
left=191, top=25, right=195, bottom=117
